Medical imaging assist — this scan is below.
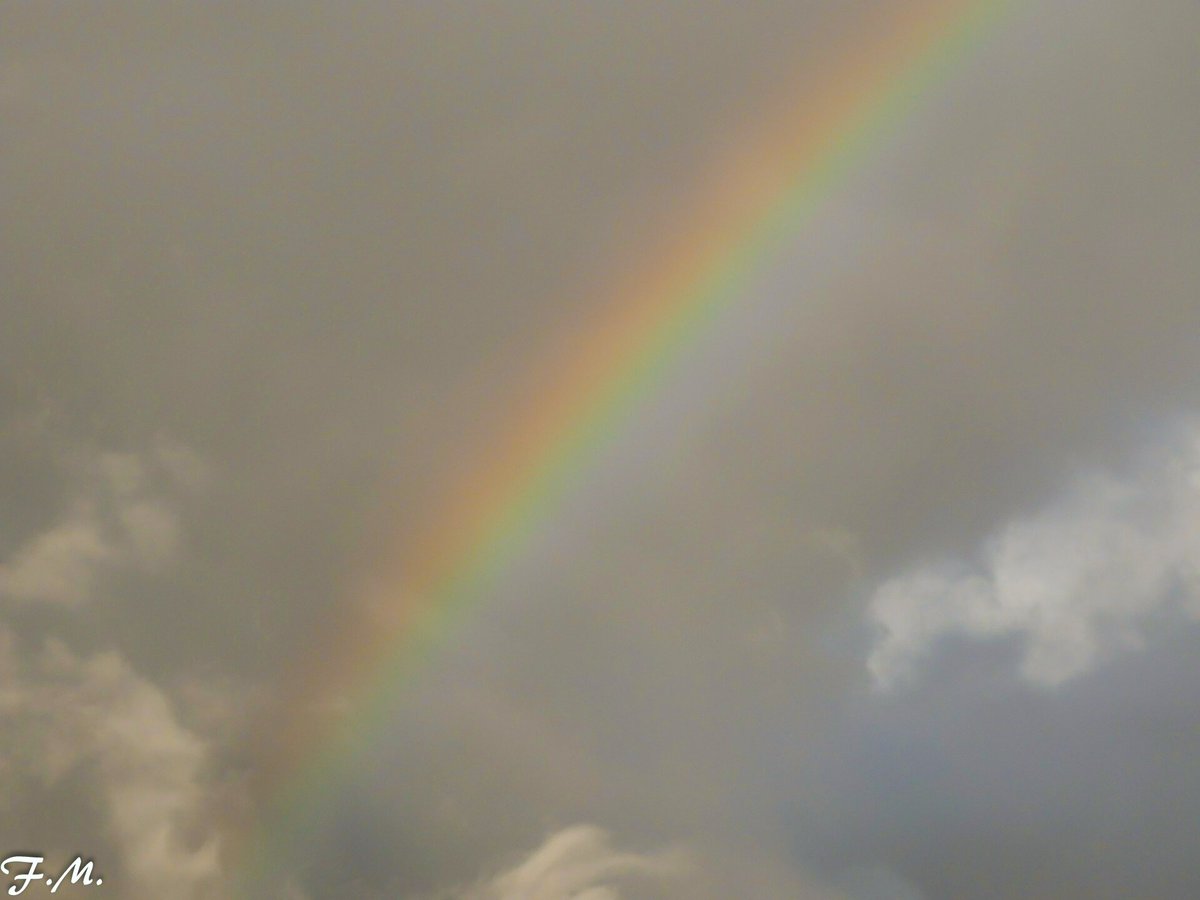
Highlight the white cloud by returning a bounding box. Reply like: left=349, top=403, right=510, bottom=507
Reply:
left=0, top=443, right=202, bottom=606
left=458, top=825, right=689, bottom=900
left=445, top=825, right=848, bottom=900
left=868, top=425, right=1200, bottom=688
left=0, top=499, right=117, bottom=606
left=0, top=627, right=222, bottom=899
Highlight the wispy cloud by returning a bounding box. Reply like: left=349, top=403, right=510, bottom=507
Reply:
left=0, top=438, right=223, bottom=896
left=0, top=627, right=221, bottom=899
left=441, top=825, right=848, bottom=900
left=0, top=440, right=205, bottom=607
left=869, top=424, right=1200, bottom=688
left=453, top=825, right=689, bottom=900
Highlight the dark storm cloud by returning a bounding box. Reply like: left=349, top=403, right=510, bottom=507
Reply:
left=1, top=0, right=880, bottom=678
left=2, top=3, right=889, bottom=895
left=792, top=624, right=1200, bottom=899
left=3, top=1, right=1200, bottom=898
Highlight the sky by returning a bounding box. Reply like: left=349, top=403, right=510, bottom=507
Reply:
left=3, top=2, right=1200, bottom=898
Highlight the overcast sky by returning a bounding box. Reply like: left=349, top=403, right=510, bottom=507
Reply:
left=3, top=2, right=1200, bottom=899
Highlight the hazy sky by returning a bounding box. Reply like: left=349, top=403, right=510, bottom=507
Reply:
left=3, top=3, right=1200, bottom=898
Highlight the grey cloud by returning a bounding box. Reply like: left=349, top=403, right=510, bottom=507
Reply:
left=4, top=0, right=1200, bottom=898
left=249, top=0, right=1200, bottom=893
left=792, top=624, right=1200, bottom=899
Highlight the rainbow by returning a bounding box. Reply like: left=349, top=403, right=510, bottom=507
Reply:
left=238, top=0, right=1013, bottom=889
